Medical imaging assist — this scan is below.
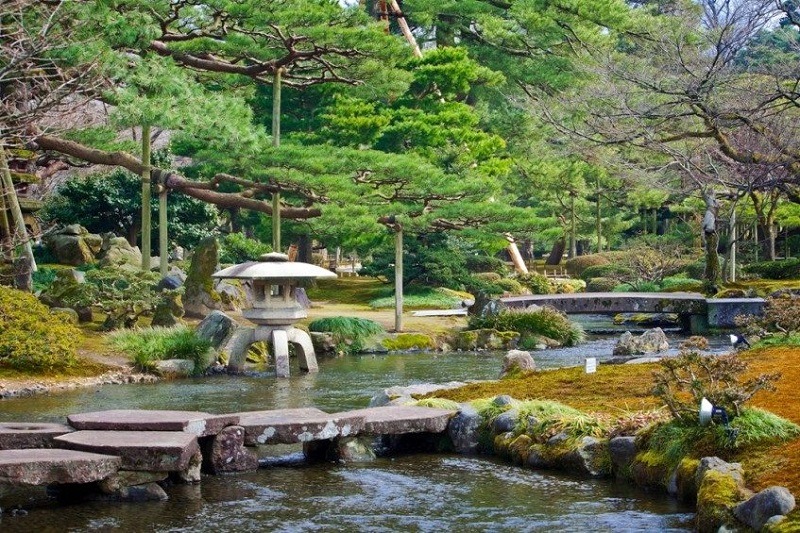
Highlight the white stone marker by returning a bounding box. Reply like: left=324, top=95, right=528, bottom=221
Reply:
left=585, top=357, right=597, bottom=374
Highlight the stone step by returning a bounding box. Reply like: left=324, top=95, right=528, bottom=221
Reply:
left=347, top=406, right=456, bottom=435
left=54, top=431, right=199, bottom=472
left=67, top=409, right=239, bottom=437
left=235, top=408, right=365, bottom=445
left=0, top=422, right=74, bottom=450
left=0, top=449, right=120, bottom=486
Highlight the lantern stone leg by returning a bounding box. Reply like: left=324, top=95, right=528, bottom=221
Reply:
left=224, top=327, right=256, bottom=374
left=287, top=327, right=318, bottom=373
left=270, top=329, right=291, bottom=378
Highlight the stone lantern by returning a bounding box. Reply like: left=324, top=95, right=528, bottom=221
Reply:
left=212, top=252, right=336, bottom=377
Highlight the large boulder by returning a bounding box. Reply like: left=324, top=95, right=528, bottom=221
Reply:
left=151, top=292, right=184, bottom=327
left=45, top=225, right=96, bottom=266
left=613, top=328, right=669, bottom=356
left=183, top=237, right=222, bottom=318
left=500, top=349, right=536, bottom=378
left=608, top=436, right=637, bottom=474
left=196, top=311, right=239, bottom=351
left=447, top=404, right=483, bottom=454
left=734, top=486, right=795, bottom=531
left=695, top=457, right=749, bottom=533
left=98, top=234, right=142, bottom=268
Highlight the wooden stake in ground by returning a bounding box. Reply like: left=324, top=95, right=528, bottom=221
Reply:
left=0, top=138, right=37, bottom=283
left=141, top=125, right=152, bottom=271
left=272, top=68, right=282, bottom=253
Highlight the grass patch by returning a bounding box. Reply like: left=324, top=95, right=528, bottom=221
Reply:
left=469, top=307, right=585, bottom=346
left=411, top=398, right=461, bottom=410
left=369, top=286, right=465, bottom=310
left=108, top=326, right=212, bottom=374
left=753, top=333, right=800, bottom=348
left=308, top=316, right=384, bottom=355
left=306, top=277, right=387, bottom=306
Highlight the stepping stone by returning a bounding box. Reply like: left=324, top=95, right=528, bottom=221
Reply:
left=235, top=408, right=365, bottom=445
left=54, top=431, right=199, bottom=472
left=0, top=449, right=120, bottom=486
left=346, top=406, right=456, bottom=435
left=67, top=410, right=239, bottom=437
left=0, top=422, right=74, bottom=450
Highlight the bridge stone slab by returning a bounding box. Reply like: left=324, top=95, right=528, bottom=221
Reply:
left=235, top=408, right=365, bottom=445
left=0, top=449, right=120, bottom=486
left=707, top=298, right=766, bottom=328
left=67, top=409, right=239, bottom=437
left=348, top=406, right=456, bottom=435
left=501, top=292, right=708, bottom=315
left=54, top=430, right=199, bottom=472
left=0, top=422, right=74, bottom=450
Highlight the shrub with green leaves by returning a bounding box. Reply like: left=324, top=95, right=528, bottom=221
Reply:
left=579, top=263, right=634, bottom=282
left=465, top=254, right=507, bottom=275
left=109, top=325, right=212, bottom=374
left=0, top=286, right=79, bottom=372
left=469, top=307, right=584, bottom=346
left=85, top=269, right=162, bottom=330
left=308, top=316, right=384, bottom=355
left=219, top=232, right=272, bottom=264
left=516, top=272, right=550, bottom=295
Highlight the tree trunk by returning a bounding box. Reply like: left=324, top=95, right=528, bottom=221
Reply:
left=140, top=124, right=152, bottom=271
left=702, top=192, right=720, bottom=286
left=394, top=225, right=403, bottom=333
left=0, top=177, right=12, bottom=258
left=298, top=233, right=313, bottom=263
left=159, top=183, right=168, bottom=276
left=569, top=192, right=577, bottom=258
left=272, top=69, right=282, bottom=253
left=545, top=237, right=566, bottom=265
left=595, top=187, right=602, bottom=253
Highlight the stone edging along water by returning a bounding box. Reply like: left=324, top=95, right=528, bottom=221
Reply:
left=0, top=371, right=157, bottom=399
left=371, top=386, right=796, bottom=533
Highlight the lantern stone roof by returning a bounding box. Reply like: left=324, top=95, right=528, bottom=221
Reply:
left=212, top=252, right=337, bottom=280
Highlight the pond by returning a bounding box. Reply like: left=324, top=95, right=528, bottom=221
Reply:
left=0, top=322, right=721, bottom=531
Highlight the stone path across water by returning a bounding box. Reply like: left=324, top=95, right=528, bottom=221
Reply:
left=0, top=448, right=121, bottom=485
left=235, top=407, right=365, bottom=445
left=67, top=409, right=240, bottom=437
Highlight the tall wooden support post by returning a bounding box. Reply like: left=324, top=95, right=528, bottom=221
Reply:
left=595, top=178, right=602, bottom=253
left=0, top=141, right=36, bottom=276
left=271, top=69, right=282, bottom=253
left=0, top=177, right=11, bottom=257
left=394, top=224, right=403, bottom=333
left=505, top=233, right=529, bottom=274
left=158, top=178, right=168, bottom=276
left=141, top=125, right=152, bottom=271
left=569, top=191, right=577, bottom=259
left=730, top=208, right=736, bottom=283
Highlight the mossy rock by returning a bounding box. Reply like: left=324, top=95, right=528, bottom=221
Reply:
left=696, top=469, right=748, bottom=533
left=674, top=458, right=700, bottom=502
left=452, top=329, right=519, bottom=351
left=493, top=432, right=515, bottom=460
left=508, top=434, right=533, bottom=465
left=631, top=450, right=671, bottom=490
left=382, top=333, right=435, bottom=351
left=183, top=237, right=222, bottom=318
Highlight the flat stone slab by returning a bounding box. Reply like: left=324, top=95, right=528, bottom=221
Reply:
left=0, top=422, right=74, bottom=450
left=235, top=408, right=365, bottom=445
left=0, top=449, right=120, bottom=486
left=347, top=406, right=456, bottom=435
left=54, top=431, right=199, bottom=472
left=501, top=292, right=708, bottom=315
left=67, top=410, right=239, bottom=437
left=411, top=309, right=468, bottom=317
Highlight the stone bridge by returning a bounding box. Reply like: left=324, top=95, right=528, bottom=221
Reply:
left=499, top=292, right=765, bottom=331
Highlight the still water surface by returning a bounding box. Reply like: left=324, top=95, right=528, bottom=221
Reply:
left=0, top=324, right=715, bottom=531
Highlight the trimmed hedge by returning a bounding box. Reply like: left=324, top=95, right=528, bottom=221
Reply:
left=744, top=258, right=800, bottom=280
left=0, top=286, right=80, bottom=372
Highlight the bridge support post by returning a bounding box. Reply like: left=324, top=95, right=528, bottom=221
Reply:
left=686, top=314, right=708, bottom=335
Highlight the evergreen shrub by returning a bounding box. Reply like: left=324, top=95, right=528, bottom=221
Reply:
left=516, top=272, right=550, bottom=295
left=0, top=286, right=79, bottom=372
left=308, top=316, right=384, bottom=355
left=469, top=308, right=584, bottom=346
left=219, top=233, right=272, bottom=264
left=744, top=258, right=800, bottom=280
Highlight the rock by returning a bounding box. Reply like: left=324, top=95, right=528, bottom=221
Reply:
left=62, top=224, right=85, bottom=236
left=348, top=406, right=455, bottom=435
left=369, top=382, right=467, bottom=407
left=66, top=409, right=238, bottom=437
left=202, top=425, right=258, bottom=474
left=153, top=359, right=195, bottom=378
left=613, top=328, right=669, bottom=356
left=75, top=306, right=93, bottom=323
left=0, top=449, right=120, bottom=485
left=183, top=237, right=222, bottom=318
left=235, top=408, right=364, bottom=446
left=492, top=395, right=517, bottom=408
left=98, top=235, right=142, bottom=268
left=491, top=409, right=519, bottom=434
left=50, top=307, right=79, bottom=324
left=334, top=437, right=376, bottom=462
left=196, top=310, right=239, bottom=353
left=46, top=233, right=95, bottom=266
left=151, top=292, right=184, bottom=327
left=452, top=329, right=519, bottom=351
left=177, top=450, right=203, bottom=483
left=613, top=313, right=680, bottom=327
left=608, top=436, right=637, bottom=473
left=215, top=279, right=247, bottom=311
left=695, top=457, right=749, bottom=533
left=561, top=436, right=608, bottom=477
left=156, top=274, right=185, bottom=291
left=0, top=422, right=74, bottom=450
left=696, top=456, right=745, bottom=488
left=54, top=430, right=200, bottom=472
left=310, top=331, right=337, bottom=354
left=733, top=486, right=796, bottom=531
left=500, top=350, right=536, bottom=378
left=98, top=470, right=168, bottom=494
left=447, top=404, right=483, bottom=454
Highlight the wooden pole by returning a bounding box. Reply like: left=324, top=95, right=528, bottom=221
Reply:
left=730, top=207, right=736, bottom=283
left=141, top=124, right=152, bottom=271
left=0, top=176, right=11, bottom=258
left=159, top=182, right=168, bottom=276
left=387, top=0, right=422, bottom=58
left=0, top=142, right=36, bottom=275
left=272, top=68, right=282, bottom=253
left=395, top=224, right=403, bottom=332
